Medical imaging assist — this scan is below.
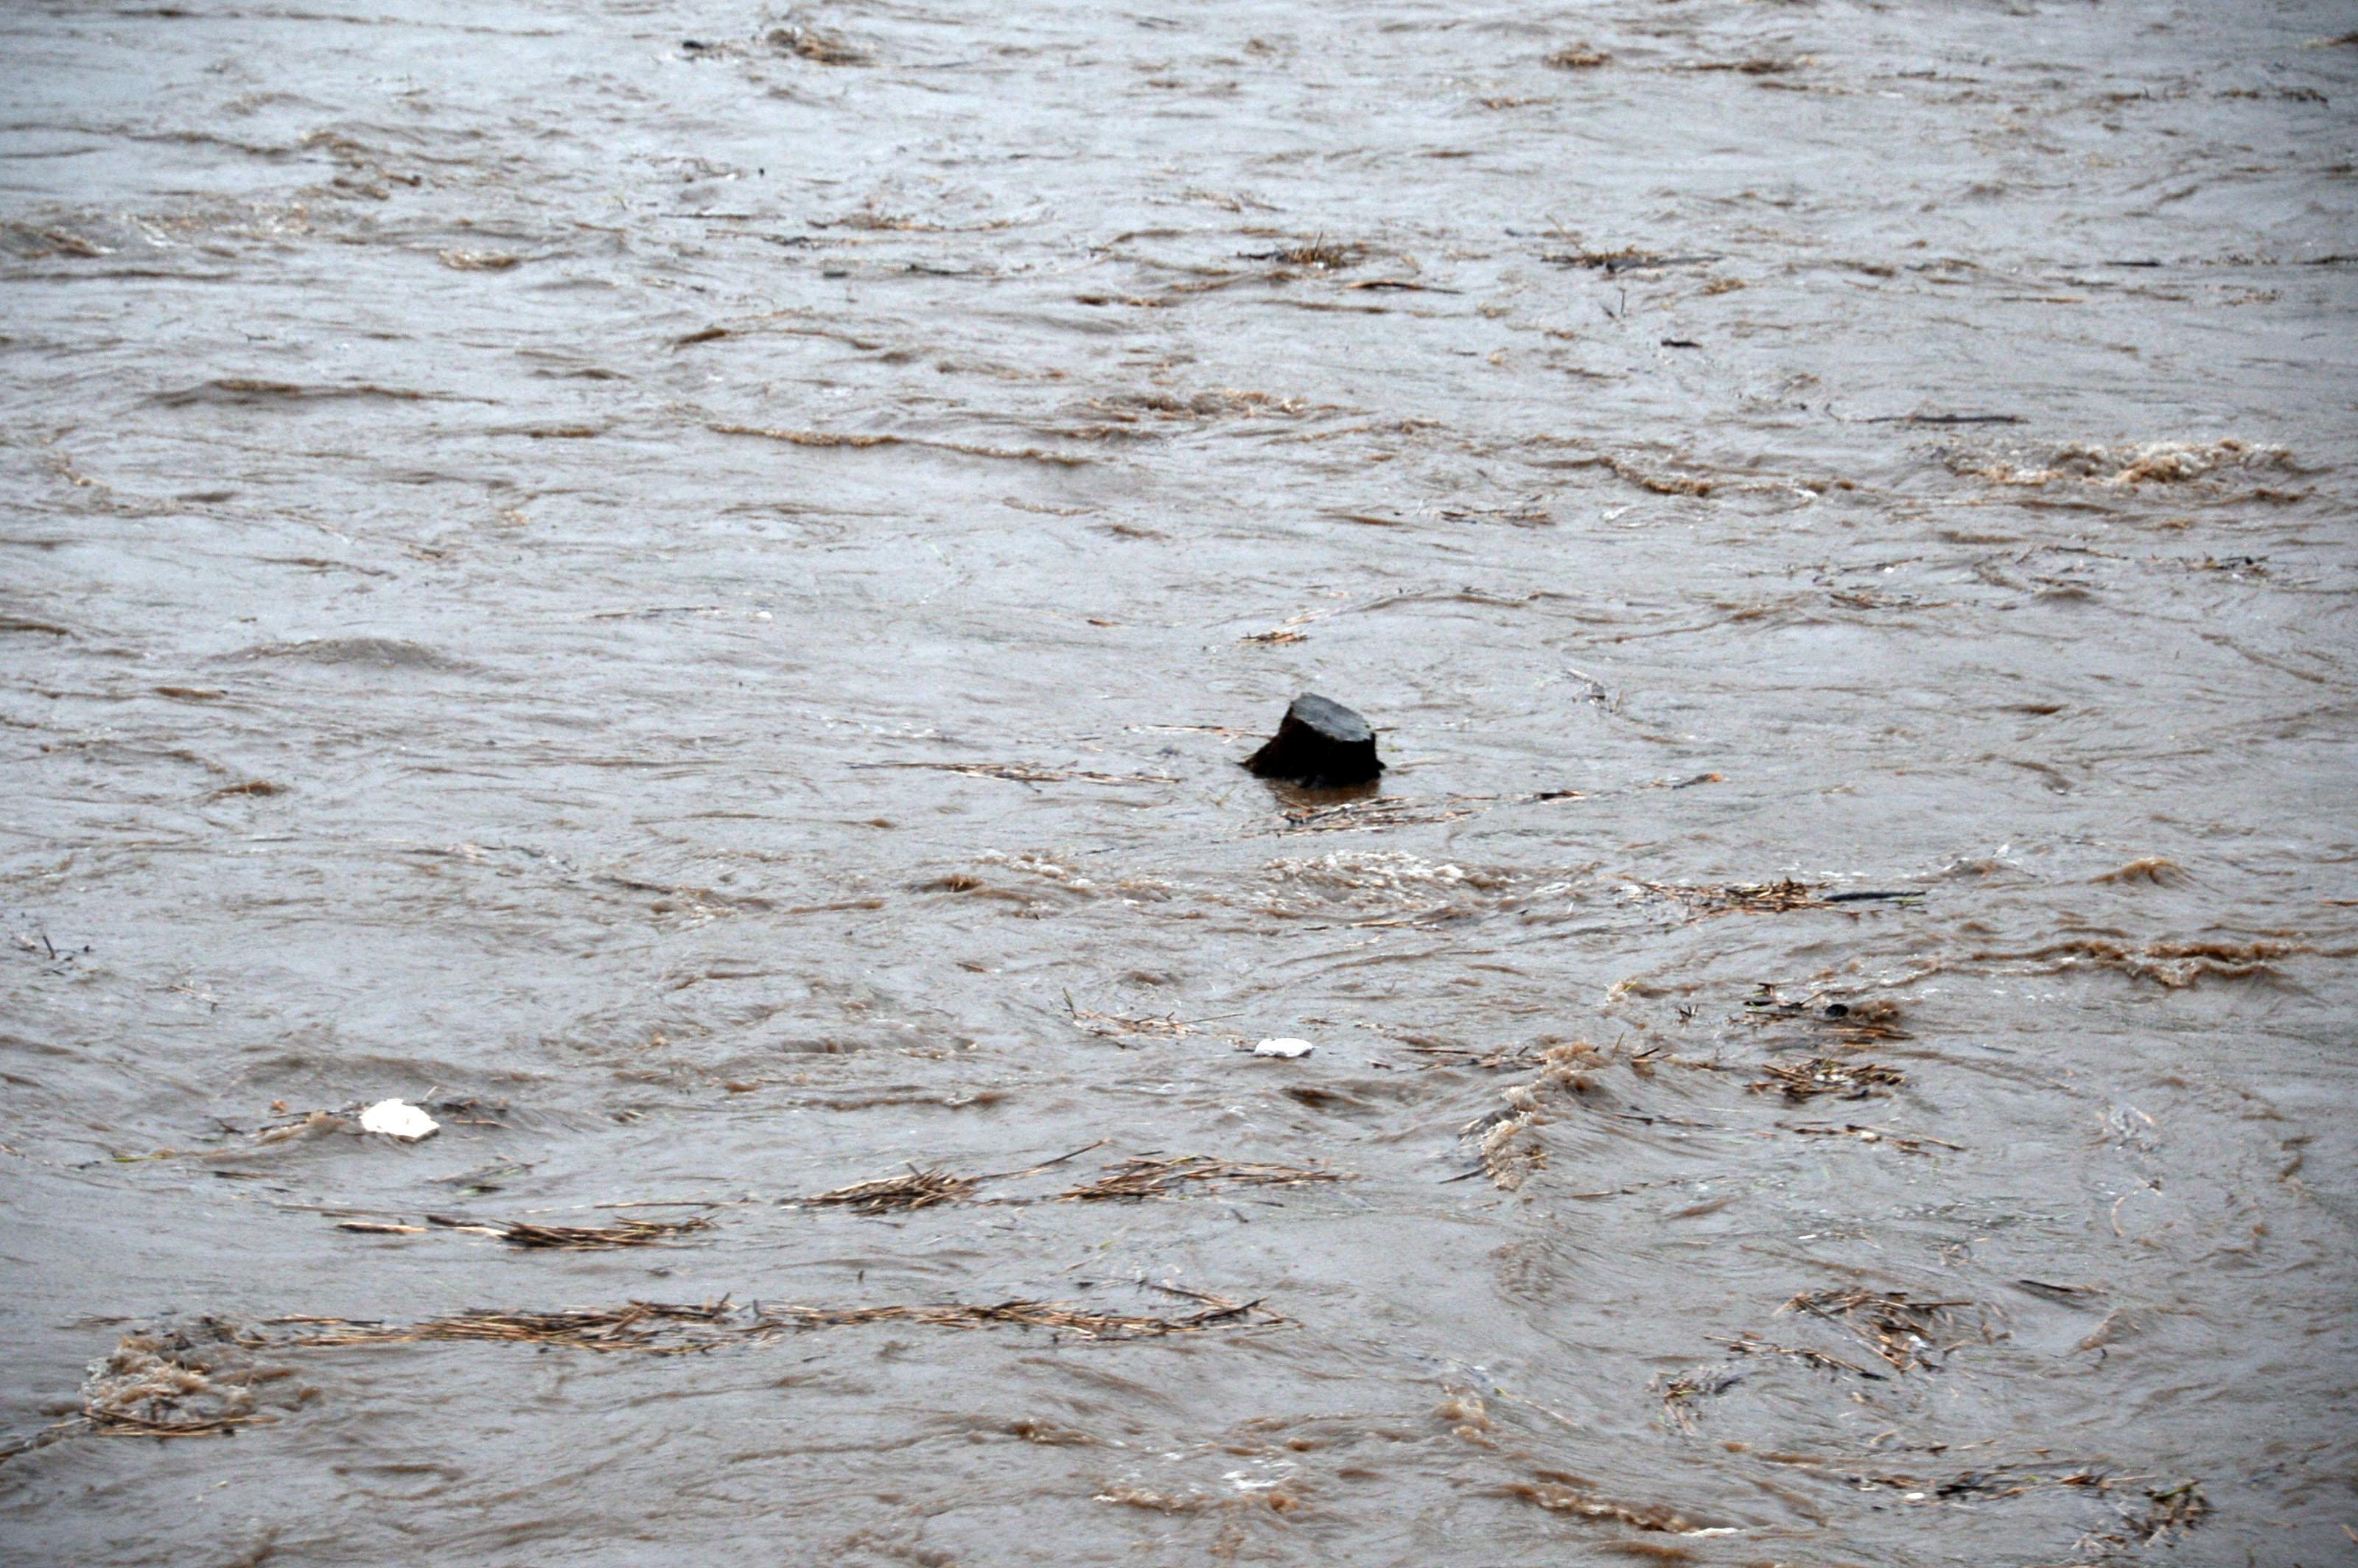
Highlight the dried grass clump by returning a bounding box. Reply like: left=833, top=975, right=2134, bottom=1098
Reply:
left=1748, top=1057, right=1906, bottom=1102
left=1242, top=237, right=1365, bottom=270
left=1545, top=44, right=1609, bottom=69
left=800, top=1166, right=979, bottom=1213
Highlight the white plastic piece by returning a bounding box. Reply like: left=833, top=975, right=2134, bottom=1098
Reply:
left=1253, top=1037, right=1315, bottom=1060
left=359, top=1099, right=439, bottom=1141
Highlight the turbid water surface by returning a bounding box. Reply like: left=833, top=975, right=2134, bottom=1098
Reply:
left=4, top=1, right=2356, bottom=1563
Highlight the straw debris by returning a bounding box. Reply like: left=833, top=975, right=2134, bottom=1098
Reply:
left=419, top=1214, right=713, bottom=1248
left=1748, top=1057, right=1906, bottom=1102
left=800, top=1166, right=979, bottom=1213
left=1060, top=1155, right=1344, bottom=1202
left=1721, top=1331, right=1880, bottom=1379
left=263, top=1292, right=1279, bottom=1354
left=1239, top=237, right=1364, bottom=270
left=1653, top=1364, right=1743, bottom=1432
left=1640, top=878, right=1825, bottom=917
left=1780, top=1288, right=1980, bottom=1373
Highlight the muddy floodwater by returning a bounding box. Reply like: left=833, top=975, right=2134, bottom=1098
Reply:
left=4, top=1, right=2357, bottom=1563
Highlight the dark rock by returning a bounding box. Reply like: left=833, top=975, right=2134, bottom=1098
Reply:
left=1244, top=694, right=1385, bottom=787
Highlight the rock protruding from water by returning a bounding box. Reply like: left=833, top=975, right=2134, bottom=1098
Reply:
left=1244, top=694, right=1385, bottom=787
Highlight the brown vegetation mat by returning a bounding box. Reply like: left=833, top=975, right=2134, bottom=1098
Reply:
left=1060, top=1155, right=1346, bottom=1202
left=1749, top=1057, right=1906, bottom=1102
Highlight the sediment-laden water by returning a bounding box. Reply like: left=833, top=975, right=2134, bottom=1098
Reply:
left=3, top=1, right=2355, bottom=1563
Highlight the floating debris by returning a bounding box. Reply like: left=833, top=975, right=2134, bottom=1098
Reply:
left=799, top=1166, right=979, bottom=1213
left=1244, top=693, right=1385, bottom=787
left=1543, top=246, right=1721, bottom=273
left=1066, top=994, right=1197, bottom=1041
left=1783, top=1122, right=1959, bottom=1156
left=1653, top=1364, right=1744, bottom=1432
left=1780, top=1288, right=1980, bottom=1372
left=1721, top=1330, right=1881, bottom=1379
left=1238, top=238, right=1365, bottom=270
left=1499, top=1473, right=1695, bottom=1532
left=357, top=1099, right=438, bottom=1141
left=766, top=22, right=867, bottom=65
left=1743, top=990, right=1912, bottom=1046
left=1639, top=878, right=1825, bottom=916
left=262, top=1293, right=1280, bottom=1353
left=1748, top=1057, right=1906, bottom=1102
left=2091, top=856, right=2183, bottom=884
left=858, top=760, right=1178, bottom=785
left=2131, top=1480, right=2211, bottom=1544
left=1947, top=438, right=2295, bottom=489
left=1968, top=935, right=2306, bottom=987
left=1544, top=44, right=1609, bottom=69
left=416, top=1214, right=713, bottom=1249
left=1272, top=788, right=1581, bottom=836
left=1060, top=1155, right=1345, bottom=1202
left=1458, top=1041, right=1614, bottom=1189
left=3, top=1323, right=296, bottom=1463
left=1253, top=1037, right=1314, bottom=1059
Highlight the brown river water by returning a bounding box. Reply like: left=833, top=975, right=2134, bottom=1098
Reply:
left=4, top=1, right=2356, bottom=1564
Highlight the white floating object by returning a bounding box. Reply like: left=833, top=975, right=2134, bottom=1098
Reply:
left=1253, top=1038, right=1315, bottom=1060
left=359, top=1099, right=439, bottom=1141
